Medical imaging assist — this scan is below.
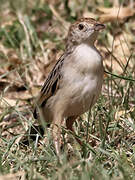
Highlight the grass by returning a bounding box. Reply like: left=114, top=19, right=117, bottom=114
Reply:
left=0, top=0, right=135, bottom=179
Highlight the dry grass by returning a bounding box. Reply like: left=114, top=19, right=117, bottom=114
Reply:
left=0, top=0, right=135, bottom=179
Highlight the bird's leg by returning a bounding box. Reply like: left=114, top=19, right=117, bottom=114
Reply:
left=66, top=116, right=82, bottom=145
left=52, top=114, right=63, bottom=156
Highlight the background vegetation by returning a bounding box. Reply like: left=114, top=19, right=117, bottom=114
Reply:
left=0, top=0, right=135, bottom=179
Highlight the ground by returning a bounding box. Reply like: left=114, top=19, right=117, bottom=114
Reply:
left=0, top=0, right=135, bottom=179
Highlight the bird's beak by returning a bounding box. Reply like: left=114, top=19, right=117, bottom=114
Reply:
left=94, top=23, right=105, bottom=31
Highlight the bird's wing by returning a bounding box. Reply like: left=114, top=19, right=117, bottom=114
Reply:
left=36, top=53, right=66, bottom=107
left=33, top=50, right=73, bottom=119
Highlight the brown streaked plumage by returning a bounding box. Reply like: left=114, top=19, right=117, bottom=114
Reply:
left=34, top=18, right=105, bottom=155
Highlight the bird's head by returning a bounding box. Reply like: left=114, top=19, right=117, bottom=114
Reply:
left=67, top=18, right=105, bottom=48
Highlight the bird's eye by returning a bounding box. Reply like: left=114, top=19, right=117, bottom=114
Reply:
left=78, top=24, right=84, bottom=30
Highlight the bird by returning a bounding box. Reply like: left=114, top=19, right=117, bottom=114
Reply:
left=34, top=17, right=105, bottom=155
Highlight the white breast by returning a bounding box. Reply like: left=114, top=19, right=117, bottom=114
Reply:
left=62, top=43, right=103, bottom=84
left=60, top=43, right=104, bottom=116
left=74, top=43, right=102, bottom=73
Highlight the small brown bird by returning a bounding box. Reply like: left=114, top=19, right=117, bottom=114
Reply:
left=34, top=18, right=105, bottom=155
